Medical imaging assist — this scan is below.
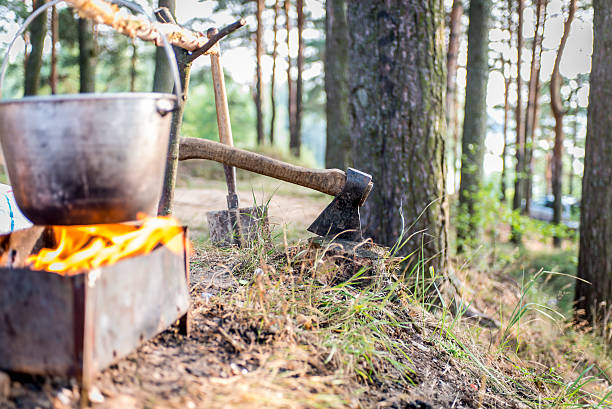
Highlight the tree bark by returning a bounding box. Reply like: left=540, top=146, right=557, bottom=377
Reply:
left=324, top=0, right=350, bottom=170
left=523, top=0, right=546, bottom=213
left=501, top=57, right=510, bottom=202
left=50, top=5, right=58, bottom=94
left=574, top=0, right=612, bottom=327
left=512, top=0, right=525, bottom=213
left=568, top=116, right=578, bottom=196
left=255, top=0, right=265, bottom=145
left=290, top=0, right=304, bottom=157
left=269, top=0, right=280, bottom=145
left=550, top=0, right=576, bottom=247
left=130, top=42, right=137, bottom=92
left=446, top=0, right=463, bottom=189
left=24, top=0, right=47, bottom=96
left=457, top=0, right=492, bottom=251
left=285, top=0, right=297, bottom=152
left=152, top=0, right=176, bottom=93
left=78, top=18, right=96, bottom=93
left=347, top=0, right=447, bottom=274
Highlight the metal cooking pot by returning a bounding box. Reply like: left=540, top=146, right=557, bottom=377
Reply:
left=0, top=0, right=182, bottom=225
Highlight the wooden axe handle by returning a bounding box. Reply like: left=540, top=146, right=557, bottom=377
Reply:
left=179, top=137, right=346, bottom=196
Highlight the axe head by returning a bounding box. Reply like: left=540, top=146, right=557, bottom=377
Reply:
left=307, top=168, right=373, bottom=242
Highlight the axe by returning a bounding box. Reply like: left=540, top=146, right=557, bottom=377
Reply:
left=179, top=137, right=373, bottom=241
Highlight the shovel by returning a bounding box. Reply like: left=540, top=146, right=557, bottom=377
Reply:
left=206, top=28, right=269, bottom=247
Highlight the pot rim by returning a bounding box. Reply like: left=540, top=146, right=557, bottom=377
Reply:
left=0, top=92, right=177, bottom=106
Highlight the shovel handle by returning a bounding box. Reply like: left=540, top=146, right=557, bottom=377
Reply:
left=179, top=137, right=346, bottom=196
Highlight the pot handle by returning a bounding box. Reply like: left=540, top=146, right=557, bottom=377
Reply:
left=0, top=0, right=182, bottom=107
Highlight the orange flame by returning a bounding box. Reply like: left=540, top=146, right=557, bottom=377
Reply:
left=27, top=215, right=190, bottom=276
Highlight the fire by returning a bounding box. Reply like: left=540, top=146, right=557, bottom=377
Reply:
left=27, top=215, right=190, bottom=276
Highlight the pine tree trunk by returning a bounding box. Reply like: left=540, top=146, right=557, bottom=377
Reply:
left=568, top=117, right=578, bottom=196
left=523, top=0, right=546, bottom=213
left=130, top=42, right=137, bottom=92
left=269, top=0, right=280, bottom=145
left=501, top=61, right=510, bottom=202
left=550, top=0, right=576, bottom=248
left=446, top=0, right=463, bottom=184
left=78, top=18, right=96, bottom=93
left=285, top=0, right=297, bottom=150
left=324, top=0, right=350, bottom=170
left=152, top=0, right=176, bottom=93
left=457, top=0, right=492, bottom=251
left=291, top=0, right=304, bottom=157
left=50, top=5, right=58, bottom=94
left=255, top=0, right=265, bottom=145
left=574, top=0, right=612, bottom=326
left=347, top=0, right=447, bottom=273
left=512, top=0, right=525, bottom=214
left=24, top=0, right=47, bottom=96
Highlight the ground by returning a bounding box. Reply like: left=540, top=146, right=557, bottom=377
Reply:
left=1, top=163, right=611, bottom=409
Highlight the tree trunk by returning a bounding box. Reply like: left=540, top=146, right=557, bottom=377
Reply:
left=291, top=0, right=304, bottom=157
left=324, top=0, right=350, bottom=170
left=50, top=5, right=58, bottom=94
left=269, top=0, right=280, bottom=145
left=523, top=0, right=546, bottom=213
left=501, top=1, right=513, bottom=202
left=550, top=0, right=576, bottom=247
left=152, top=0, right=176, bottom=93
left=574, top=0, right=612, bottom=327
left=285, top=0, right=297, bottom=151
left=24, top=0, right=47, bottom=96
left=501, top=59, right=510, bottom=202
left=255, top=0, right=265, bottom=145
left=446, top=0, right=463, bottom=189
left=457, top=0, right=492, bottom=251
left=78, top=18, right=96, bottom=93
left=130, top=42, right=137, bottom=92
left=347, top=0, right=447, bottom=274
left=512, top=0, right=525, bottom=212
left=568, top=116, right=578, bottom=196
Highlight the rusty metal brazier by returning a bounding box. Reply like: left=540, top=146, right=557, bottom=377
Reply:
left=0, top=0, right=182, bottom=225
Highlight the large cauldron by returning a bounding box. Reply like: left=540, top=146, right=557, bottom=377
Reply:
left=0, top=0, right=182, bottom=225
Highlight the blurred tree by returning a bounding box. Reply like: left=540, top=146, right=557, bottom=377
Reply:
left=255, top=0, right=264, bottom=144
left=285, top=0, right=297, bottom=151
left=324, top=0, right=349, bottom=170
left=50, top=5, right=58, bottom=94
left=290, top=0, right=303, bottom=157
left=574, top=0, right=612, bottom=327
left=24, top=0, right=47, bottom=96
left=78, top=17, right=96, bottom=92
left=550, top=0, right=576, bottom=247
left=347, top=0, right=447, bottom=272
left=269, top=0, right=280, bottom=145
left=152, top=0, right=175, bottom=93
left=457, top=0, right=492, bottom=251
left=524, top=0, right=547, bottom=213
left=511, top=0, right=524, bottom=242
left=446, top=0, right=463, bottom=185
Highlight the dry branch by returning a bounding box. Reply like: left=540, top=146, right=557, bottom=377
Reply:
left=65, top=0, right=207, bottom=51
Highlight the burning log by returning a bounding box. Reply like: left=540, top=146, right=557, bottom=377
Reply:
left=65, top=0, right=208, bottom=51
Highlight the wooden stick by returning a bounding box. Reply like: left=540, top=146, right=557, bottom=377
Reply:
left=65, top=0, right=208, bottom=51
left=179, top=137, right=347, bottom=197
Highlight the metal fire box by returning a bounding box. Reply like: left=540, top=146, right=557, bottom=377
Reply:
left=0, top=226, right=190, bottom=386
